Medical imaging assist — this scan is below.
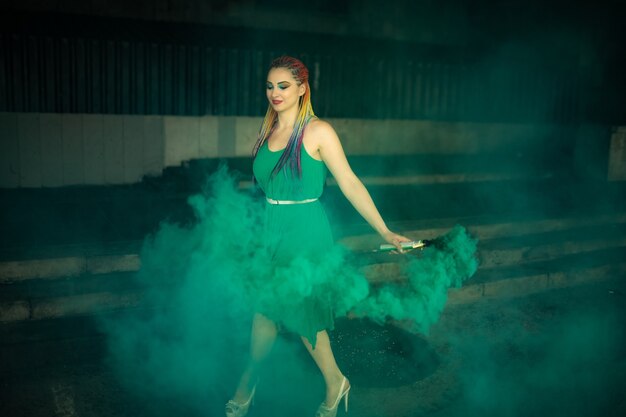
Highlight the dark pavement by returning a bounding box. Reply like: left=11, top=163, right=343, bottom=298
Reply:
left=1, top=275, right=625, bottom=417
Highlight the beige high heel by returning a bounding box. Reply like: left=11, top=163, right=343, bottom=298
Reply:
left=225, top=384, right=256, bottom=417
left=315, top=377, right=350, bottom=417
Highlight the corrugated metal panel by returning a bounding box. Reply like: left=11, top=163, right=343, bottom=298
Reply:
left=0, top=32, right=590, bottom=123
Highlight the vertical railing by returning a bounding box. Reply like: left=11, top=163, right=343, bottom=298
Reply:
left=0, top=32, right=594, bottom=123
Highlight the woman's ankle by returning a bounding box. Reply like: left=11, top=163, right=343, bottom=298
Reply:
left=326, top=372, right=345, bottom=386
left=233, top=372, right=258, bottom=403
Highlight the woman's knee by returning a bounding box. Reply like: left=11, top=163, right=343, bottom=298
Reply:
left=253, top=313, right=278, bottom=335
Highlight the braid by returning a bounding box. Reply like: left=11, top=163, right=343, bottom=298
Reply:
left=252, top=56, right=316, bottom=179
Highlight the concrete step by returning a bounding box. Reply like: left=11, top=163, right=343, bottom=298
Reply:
left=0, top=213, right=624, bottom=323
left=3, top=177, right=624, bottom=252
left=3, top=252, right=625, bottom=323
left=2, top=212, right=625, bottom=283
left=0, top=254, right=140, bottom=284
left=240, top=171, right=556, bottom=189
left=340, top=212, right=626, bottom=249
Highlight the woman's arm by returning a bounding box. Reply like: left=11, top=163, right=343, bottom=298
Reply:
left=310, top=120, right=410, bottom=250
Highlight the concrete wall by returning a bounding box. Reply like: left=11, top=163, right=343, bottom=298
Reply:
left=608, top=127, right=626, bottom=181
left=1, top=111, right=597, bottom=189
left=0, top=113, right=165, bottom=188
left=0, top=112, right=256, bottom=188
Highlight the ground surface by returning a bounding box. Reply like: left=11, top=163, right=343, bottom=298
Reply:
left=1, top=275, right=624, bottom=417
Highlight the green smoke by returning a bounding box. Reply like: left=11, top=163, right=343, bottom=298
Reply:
left=99, top=167, right=264, bottom=410
left=99, top=166, right=477, bottom=411
left=354, top=225, right=478, bottom=334
left=450, top=308, right=626, bottom=417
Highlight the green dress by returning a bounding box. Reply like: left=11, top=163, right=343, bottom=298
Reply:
left=252, top=140, right=335, bottom=346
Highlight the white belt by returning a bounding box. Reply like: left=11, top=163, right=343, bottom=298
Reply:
left=266, top=197, right=318, bottom=205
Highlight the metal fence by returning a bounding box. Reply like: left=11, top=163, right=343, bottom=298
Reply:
left=0, top=30, right=596, bottom=123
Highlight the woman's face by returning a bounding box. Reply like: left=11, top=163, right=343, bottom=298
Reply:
left=266, top=67, right=306, bottom=112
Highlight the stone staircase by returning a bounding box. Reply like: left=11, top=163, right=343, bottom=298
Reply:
left=1, top=164, right=625, bottom=417
left=1, top=211, right=624, bottom=323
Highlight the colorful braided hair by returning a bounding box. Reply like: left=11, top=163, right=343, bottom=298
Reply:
left=252, top=55, right=316, bottom=179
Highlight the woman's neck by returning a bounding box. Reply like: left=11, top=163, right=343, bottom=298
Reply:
left=275, top=106, right=299, bottom=130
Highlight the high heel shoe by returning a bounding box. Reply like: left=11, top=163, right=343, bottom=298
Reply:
left=225, top=384, right=256, bottom=417
left=315, top=377, right=350, bottom=417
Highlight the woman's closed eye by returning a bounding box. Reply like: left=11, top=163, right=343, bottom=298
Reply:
left=266, top=82, right=291, bottom=90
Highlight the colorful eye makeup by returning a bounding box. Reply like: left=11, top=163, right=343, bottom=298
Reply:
left=266, top=81, right=291, bottom=90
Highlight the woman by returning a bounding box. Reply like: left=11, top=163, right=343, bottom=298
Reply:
left=226, top=56, right=410, bottom=417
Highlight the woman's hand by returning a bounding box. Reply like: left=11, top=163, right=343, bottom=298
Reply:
left=381, top=230, right=413, bottom=253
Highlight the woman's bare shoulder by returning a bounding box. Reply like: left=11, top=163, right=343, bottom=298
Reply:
left=307, top=118, right=337, bottom=141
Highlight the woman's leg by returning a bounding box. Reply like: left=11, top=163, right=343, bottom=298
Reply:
left=302, top=330, right=350, bottom=406
left=232, top=313, right=278, bottom=403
